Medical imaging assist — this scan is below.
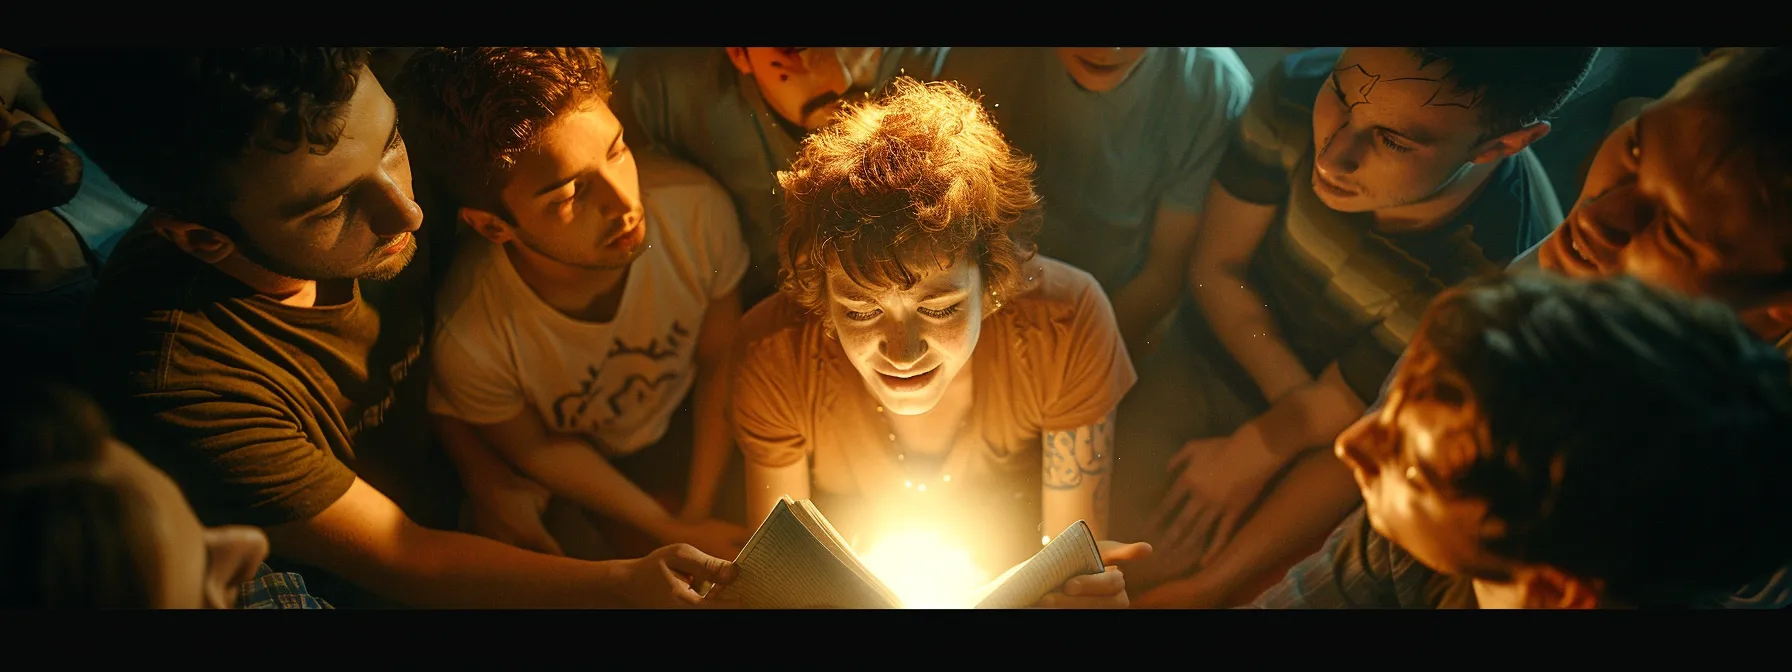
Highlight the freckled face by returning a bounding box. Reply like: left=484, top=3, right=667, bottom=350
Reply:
left=827, top=254, right=984, bottom=416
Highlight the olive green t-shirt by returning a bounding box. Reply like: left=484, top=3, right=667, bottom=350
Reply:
left=85, top=219, right=460, bottom=603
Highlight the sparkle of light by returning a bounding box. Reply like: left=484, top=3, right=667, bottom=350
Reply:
left=858, top=530, right=990, bottom=609
left=1042, top=535, right=1051, bottom=546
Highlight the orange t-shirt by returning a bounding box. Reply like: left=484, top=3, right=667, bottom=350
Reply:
left=732, top=256, right=1137, bottom=569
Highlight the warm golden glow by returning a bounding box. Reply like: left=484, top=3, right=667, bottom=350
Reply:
left=858, top=530, right=991, bottom=608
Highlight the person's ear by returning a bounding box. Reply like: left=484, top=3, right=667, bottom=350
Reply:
left=149, top=213, right=237, bottom=265
left=1516, top=566, right=1603, bottom=609
left=725, top=48, right=753, bottom=76
left=1470, top=121, right=1552, bottom=165
left=200, top=525, right=270, bottom=609
left=460, top=207, right=515, bottom=245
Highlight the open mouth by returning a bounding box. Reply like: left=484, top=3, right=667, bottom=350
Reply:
left=1074, top=56, right=1125, bottom=74
left=877, top=365, right=940, bottom=393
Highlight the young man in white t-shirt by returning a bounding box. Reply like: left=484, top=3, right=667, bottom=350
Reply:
left=395, top=48, right=753, bottom=561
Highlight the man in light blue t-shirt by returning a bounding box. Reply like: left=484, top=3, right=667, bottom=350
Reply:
left=936, top=47, right=1253, bottom=355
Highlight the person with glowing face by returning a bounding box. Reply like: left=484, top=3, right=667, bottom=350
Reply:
left=733, top=78, right=1149, bottom=607
left=1239, top=273, right=1792, bottom=609
left=37, top=48, right=741, bottom=609
left=1154, top=47, right=1792, bottom=610
left=611, top=47, right=949, bottom=307
left=1129, top=47, right=1601, bottom=600
left=395, top=48, right=754, bottom=563
left=933, top=47, right=1253, bottom=356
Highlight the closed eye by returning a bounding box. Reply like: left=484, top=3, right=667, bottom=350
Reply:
left=844, top=307, right=881, bottom=321
left=918, top=303, right=961, bottom=319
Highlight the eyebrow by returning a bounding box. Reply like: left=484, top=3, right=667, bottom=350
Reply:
left=278, top=113, right=402, bottom=219
left=532, top=126, right=626, bottom=198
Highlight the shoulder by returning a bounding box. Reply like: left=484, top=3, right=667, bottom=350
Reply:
left=637, top=150, right=735, bottom=207
left=613, top=47, right=732, bottom=95
left=1168, top=47, right=1253, bottom=91
left=1464, top=149, right=1561, bottom=262
left=1018, top=256, right=1106, bottom=308
left=1003, top=256, right=1116, bottom=334
left=738, top=292, right=818, bottom=359
left=433, top=231, right=506, bottom=331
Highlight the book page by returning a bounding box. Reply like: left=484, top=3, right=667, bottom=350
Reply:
left=972, top=520, right=1105, bottom=609
left=706, top=498, right=900, bottom=609
left=790, top=500, right=905, bottom=607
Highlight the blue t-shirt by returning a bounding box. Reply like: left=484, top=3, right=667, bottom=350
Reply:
left=934, top=47, right=1253, bottom=292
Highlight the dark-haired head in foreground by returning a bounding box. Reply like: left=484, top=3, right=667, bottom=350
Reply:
left=1337, top=272, right=1792, bottom=607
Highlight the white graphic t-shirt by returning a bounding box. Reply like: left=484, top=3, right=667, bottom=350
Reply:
left=428, top=153, right=749, bottom=457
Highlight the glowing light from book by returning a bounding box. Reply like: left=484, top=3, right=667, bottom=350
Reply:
left=859, top=530, right=989, bottom=609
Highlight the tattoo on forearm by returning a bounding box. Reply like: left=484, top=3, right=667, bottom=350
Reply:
left=1043, top=413, right=1114, bottom=491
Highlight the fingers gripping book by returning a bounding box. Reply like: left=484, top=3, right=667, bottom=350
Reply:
left=703, top=496, right=1106, bottom=609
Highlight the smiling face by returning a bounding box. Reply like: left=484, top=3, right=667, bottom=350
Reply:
left=827, top=252, right=986, bottom=415
left=1054, top=48, right=1149, bottom=93
left=493, top=103, right=646, bottom=270
left=729, top=47, right=883, bottom=131
left=1309, top=48, right=1515, bottom=213
left=1536, top=53, right=1792, bottom=314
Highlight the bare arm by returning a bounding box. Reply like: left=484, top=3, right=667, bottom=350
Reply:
left=682, top=290, right=743, bottom=520
left=1041, top=409, right=1116, bottom=541
left=1237, top=361, right=1370, bottom=460
left=263, top=478, right=629, bottom=608
left=745, top=459, right=811, bottom=529
left=474, top=405, right=680, bottom=542
left=1189, top=181, right=1312, bottom=402
left=433, top=413, right=527, bottom=498
left=1110, top=206, right=1202, bottom=357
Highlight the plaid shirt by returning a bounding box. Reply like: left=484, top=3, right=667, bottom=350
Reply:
left=238, top=564, right=333, bottom=610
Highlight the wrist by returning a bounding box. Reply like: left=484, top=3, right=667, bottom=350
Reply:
left=582, top=559, right=632, bottom=608
left=1233, top=421, right=1282, bottom=465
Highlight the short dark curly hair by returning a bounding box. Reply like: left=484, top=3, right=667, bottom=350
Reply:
left=30, top=48, right=371, bottom=231
left=776, top=77, right=1041, bottom=327
left=393, top=47, right=610, bottom=221
left=1415, top=271, right=1792, bottom=607
left=1407, top=48, right=1600, bottom=138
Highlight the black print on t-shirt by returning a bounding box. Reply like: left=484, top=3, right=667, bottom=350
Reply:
left=552, top=321, right=691, bottom=433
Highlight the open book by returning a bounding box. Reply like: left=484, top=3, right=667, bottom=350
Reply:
left=703, top=496, right=1106, bottom=609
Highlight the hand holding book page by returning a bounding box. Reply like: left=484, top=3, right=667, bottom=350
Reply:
left=704, top=497, right=1130, bottom=608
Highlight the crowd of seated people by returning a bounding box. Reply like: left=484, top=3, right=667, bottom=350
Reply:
left=2, top=44, right=1788, bottom=610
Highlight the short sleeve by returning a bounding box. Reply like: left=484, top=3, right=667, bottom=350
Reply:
left=1039, top=274, right=1139, bottom=430
left=114, top=381, right=357, bottom=529
left=1338, top=290, right=1428, bottom=405
left=426, top=324, right=526, bottom=426
left=1212, top=58, right=1300, bottom=206
left=729, top=298, right=812, bottom=468
left=1159, top=50, right=1255, bottom=214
